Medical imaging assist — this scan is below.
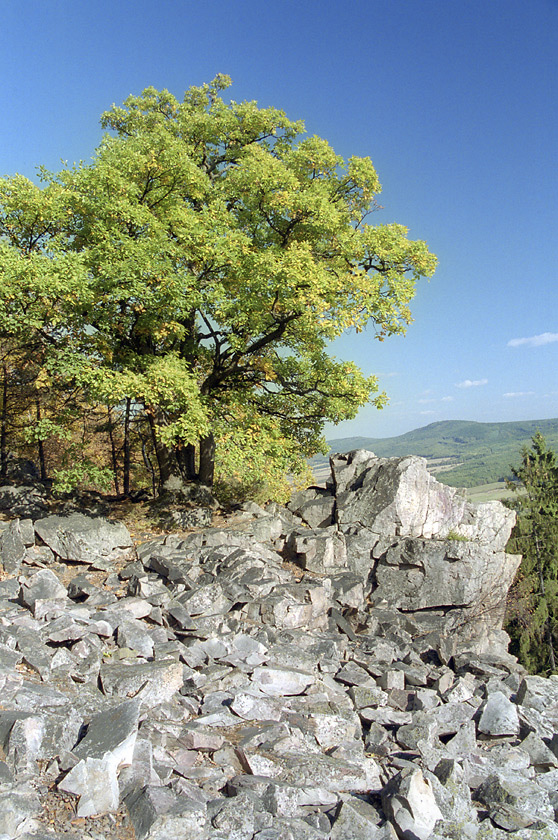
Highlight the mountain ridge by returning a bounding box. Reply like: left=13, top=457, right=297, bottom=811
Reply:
left=318, top=417, right=558, bottom=488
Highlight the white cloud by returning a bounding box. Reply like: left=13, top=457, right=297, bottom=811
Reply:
left=418, top=395, right=454, bottom=405
left=503, top=391, right=536, bottom=398
left=508, top=332, right=558, bottom=348
left=455, top=379, right=488, bottom=389
left=420, top=410, right=436, bottom=416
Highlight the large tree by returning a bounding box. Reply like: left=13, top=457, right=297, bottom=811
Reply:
left=0, top=76, right=436, bottom=493
left=506, top=432, right=558, bottom=674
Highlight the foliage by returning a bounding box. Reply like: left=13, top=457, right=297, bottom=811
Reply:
left=0, top=76, right=436, bottom=497
left=213, top=412, right=313, bottom=505
left=52, top=460, right=115, bottom=494
left=445, top=529, right=468, bottom=542
left=505, top=433, right=558, bottom=674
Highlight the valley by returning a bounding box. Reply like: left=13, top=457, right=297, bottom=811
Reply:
left=310, top=417, right=558, bottom=500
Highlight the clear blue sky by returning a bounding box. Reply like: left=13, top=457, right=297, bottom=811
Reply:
left=2, top=0, right=557, bottom=439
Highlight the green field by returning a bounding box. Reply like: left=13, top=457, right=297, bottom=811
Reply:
left=310, top=418, right=558, bottom=499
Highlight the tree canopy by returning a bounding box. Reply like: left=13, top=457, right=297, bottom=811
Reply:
left=0, top=76, right=436, bottom=498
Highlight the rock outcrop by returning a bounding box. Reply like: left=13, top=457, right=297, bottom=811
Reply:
left=288, top=451, right=520, bottom=659
left=0, top=451, right=554, bottom=840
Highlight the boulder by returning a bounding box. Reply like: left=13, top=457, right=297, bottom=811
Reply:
left=34, top=512, right=133, bottom=567
left=332, top=450, right=515, bottom=547
left=382, top=766, right=444, bottom=840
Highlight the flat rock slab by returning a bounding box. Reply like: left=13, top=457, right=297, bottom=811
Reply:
left=125, top=785, right=208, bottom=840
left=72, top=698, right=141, bottom=767
left=251, top=665, right=315, bottom=696
left=34, top=513, right=133, bottom=565
left=99, top=660, right=184, bottom=708
left=240, top=750, right=382, bottom=793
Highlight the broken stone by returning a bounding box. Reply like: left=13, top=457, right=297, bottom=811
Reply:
left=34, top=512, right=133, bottom=566
left=0, top=457, right=552, bottom=839
left=252, top=665, right=315, bottom=697
left=99, top=659, right=184, bottom=707
left=382, top=766, right=444, bottom=840
left=72, top=698, right=141, bottom=769
left=0, top=519, right=26, bottom=574
left=125, top=784, right=208, bottom=839
left=58, top=755, right=119, bottom=816
left=19, top=569, right=68, bottom=618
left=285, top=526, right=347, bottom=573
left=478, top=690, right=520, bottom=737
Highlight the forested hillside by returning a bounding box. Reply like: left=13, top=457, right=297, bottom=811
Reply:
left=317, top=418, right=558, bottom=488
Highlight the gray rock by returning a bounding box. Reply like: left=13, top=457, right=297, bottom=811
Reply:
left=99, top=660, right=184, bottom=707
left=251, top=665, right=315, bottom=697
left=0, top=788, right=42, bottom=836
left=208, top=790, right=261, bottom=839
left=517, top=674, right=558, bottom=711
left=294, top=494, right=336, bottom=530
left=0, top=519, right=26, bottom=574
left=34, top=513, right=133, bottom=566
left=0, top=462, right=550, bottom=839
left=58, top=755, right=120, bottom=816
left=72, top=699, right=141, bottom=767
left=285, top=527, right=347, bottom=573
left=0, top=483, right=49, bottom=517
left=382, top=766, right=444, bottom=840
left=330, top=796, right=385, bottom=839
left=478, top=690, right=520, bottom=736
left=333, top=450, right=515, bottom=547
left=19, top=569, right=68, bottom=618
left=264, top=751, right=381, bottom=793
left=116, top=618, right=155, bottom=658
left=520, top=731, right=558, bottom=769
left=476, top=773, right=554, bottom=824
left=125, top=785, right=208, bottom=840
left=375, top=538, right=517, bottom=609
left=4, top=713, right=45, bottom=776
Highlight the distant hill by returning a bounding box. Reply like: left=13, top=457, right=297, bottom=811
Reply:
left=314, top=418, right=558, bottom=488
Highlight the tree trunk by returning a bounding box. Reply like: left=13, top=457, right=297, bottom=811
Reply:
left=0, top=364, right=8, bottom=480
left=198, top=432, right=216, bottom=486
left=147, top=409, right=175, bottom=491
left=107, top=405, right=121, bottom=496
left=123, top=398, right=131, bottom=496
left=138, top=424, right=157, bottom=498
left=176, top=443, right=197, bottom=480
left=35, top=399, right=47, bottom=481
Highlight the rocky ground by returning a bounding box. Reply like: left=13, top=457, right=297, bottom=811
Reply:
left=0, top=451, right=557, bottom=840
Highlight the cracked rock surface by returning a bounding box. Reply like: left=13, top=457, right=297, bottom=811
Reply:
left=0, top=451, right=555, bottom=839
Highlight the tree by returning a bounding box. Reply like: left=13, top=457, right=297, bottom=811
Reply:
left=506, top=432, right=558, bottom=674
left=0, top=76, right=437, bottom=494
left=0, top=173, right=103, bottom=488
